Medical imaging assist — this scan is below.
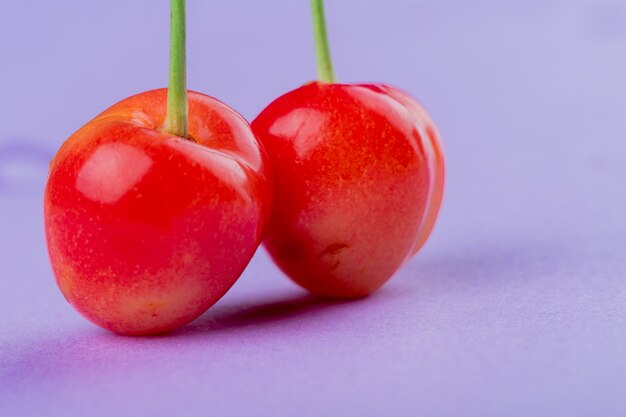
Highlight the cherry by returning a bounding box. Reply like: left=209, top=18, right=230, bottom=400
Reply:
left=251, top=0, right=444, bottom=297
left=44, top=0, right=270, bottom=335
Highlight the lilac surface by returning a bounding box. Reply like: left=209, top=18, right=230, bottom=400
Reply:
left=1, top=1, right=626, bottom=416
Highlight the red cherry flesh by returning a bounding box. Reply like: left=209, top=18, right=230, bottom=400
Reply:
left=252, top=82, right=444, bottom=298
left=44, top=89, right=271, bottom=335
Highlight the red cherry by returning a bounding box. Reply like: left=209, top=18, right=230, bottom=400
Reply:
left=252, top=81, right=444, bottom=297
left=251, top=0, right=445, bottom=297
left=44, top=0, right=271, bottom=335
left=44, top=89, right=271, bottom=335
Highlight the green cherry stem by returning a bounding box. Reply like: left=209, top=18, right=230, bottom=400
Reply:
left=311, top=0, right=336, bottom=83
left=163, top=0, right=188, bottom=138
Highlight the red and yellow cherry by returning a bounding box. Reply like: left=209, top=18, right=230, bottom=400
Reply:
left=251, top=0, right=444, bottom=298
left=44, top=1, right=270, bottom=335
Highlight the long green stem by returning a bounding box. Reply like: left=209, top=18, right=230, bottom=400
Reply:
left=311, top=0, right=336, bottom=83
left=163, top=0, right=188, bottom=138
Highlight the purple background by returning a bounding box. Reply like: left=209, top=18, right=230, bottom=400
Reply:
left=1, top=1, right=626, bottom=416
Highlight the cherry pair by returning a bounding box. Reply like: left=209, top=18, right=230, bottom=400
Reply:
left=44, top=0, right=444, bottom=335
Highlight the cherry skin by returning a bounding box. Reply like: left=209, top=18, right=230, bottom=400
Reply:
left=44, top=89, right=271, bottom=335
left=252, top=82, right=444, bottom=298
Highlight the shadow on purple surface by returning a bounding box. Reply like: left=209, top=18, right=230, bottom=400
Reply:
left=0, top=291, right=364, bottom=385
left=178, top=293, right=362, bottom=336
